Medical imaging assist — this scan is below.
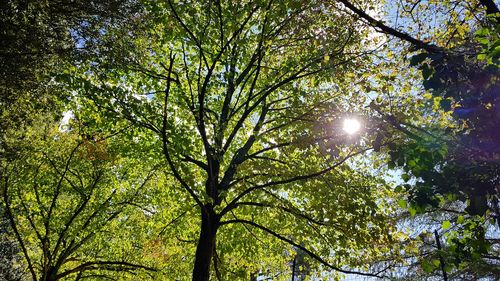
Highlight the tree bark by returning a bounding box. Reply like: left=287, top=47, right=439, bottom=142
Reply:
left=434, top=230, right=448, bottom=281
left=192, top=205, right=219, bottom=281
left=41, top=265, right=57, bottom=281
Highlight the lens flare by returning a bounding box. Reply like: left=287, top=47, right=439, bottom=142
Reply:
left=342, top=118, right=361, bottom=135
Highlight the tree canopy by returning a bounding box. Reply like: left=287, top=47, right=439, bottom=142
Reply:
left=1, top=0, right=499, bottom=280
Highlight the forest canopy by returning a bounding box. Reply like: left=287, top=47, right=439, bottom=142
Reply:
left=1, top=0, right=499, bottom=280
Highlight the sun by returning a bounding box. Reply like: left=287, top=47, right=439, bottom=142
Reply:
left=342, top=118, right=361, bottom=135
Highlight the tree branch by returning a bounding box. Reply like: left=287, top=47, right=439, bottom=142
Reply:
left=337, top=0, right=444, bottom=53
left=219, top=219, right=384, bottom=278
left=478, top=0, right=499, bottom=21
left=56, top=261, right=156, bottom=280
left=160, top=52, right=204, bottom=209
left=223, top=147, right=371, bottom=214
left=1, top=175, right=38, bottom=281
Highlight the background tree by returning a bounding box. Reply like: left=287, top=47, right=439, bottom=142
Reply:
left=0, top=116, right=159, bottom=281
left=0, top=2, right=149, bottom=279
left=0, top=0, right=143, bottom=132
left=337, top=0, right=500, bottom=278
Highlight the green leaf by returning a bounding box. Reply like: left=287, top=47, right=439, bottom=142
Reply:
left=477, top=37, right=489, bottom=45
left=475, top=27, right=490, bottom=37
left=421, top=260, right=434, bottom=273
left=401, top=174, right=410, bottom=182
left=442, top=220, right=451, bottom=230
left=409, top=207, right=417, bottom=217
left=398, top=199, right=407, bottom=208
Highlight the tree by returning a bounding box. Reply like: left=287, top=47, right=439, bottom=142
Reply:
left=0, top=0, right=143, bottom=152
left=0, top=0, right=141, bottom=92
left=0, top=117, right=158, bottom=281
left=0, top=2, right=153, bottom=279
left=338, top=0, right=500, bottom=278
left=65, top=0, right=404, bottom=279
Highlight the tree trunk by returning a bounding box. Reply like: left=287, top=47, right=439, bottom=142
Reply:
left=41, top=265, right=58, bottom=281
left=192, top=205, right=218, bottom=281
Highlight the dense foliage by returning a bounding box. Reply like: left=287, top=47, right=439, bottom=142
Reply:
left=1, top=0, right=498, bottom=280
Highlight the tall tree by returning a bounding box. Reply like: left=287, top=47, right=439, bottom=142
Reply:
left=68, top=0, right=404, bottom=279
